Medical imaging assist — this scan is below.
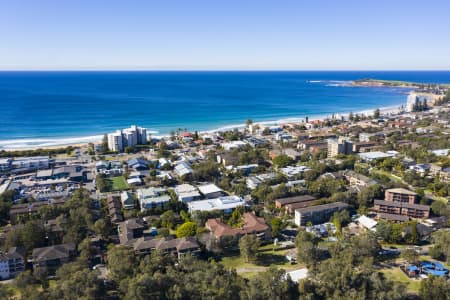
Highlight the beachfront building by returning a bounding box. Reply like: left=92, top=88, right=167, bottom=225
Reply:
left=108, top=130, right=124, bottom=152
left=4, top=156, right=52, bottom=174
left=108, top=125, right=147, bottom=152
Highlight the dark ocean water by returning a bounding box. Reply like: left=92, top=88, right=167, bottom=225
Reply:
left=1, top=71, right=449, bottom=148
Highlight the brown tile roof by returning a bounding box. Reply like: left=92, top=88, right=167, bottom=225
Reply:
left=131, top=236, right=199, bottom=252
left=206, top=212, right=268, bottom=239
left=275, top=195, right=316, bottom=206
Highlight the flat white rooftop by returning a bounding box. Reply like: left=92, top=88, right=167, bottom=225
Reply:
left=285, top=268, right=308, bottom=282
left=187, top=196, right=244, bottom=212
left=198, top=183, right=223, bottom=195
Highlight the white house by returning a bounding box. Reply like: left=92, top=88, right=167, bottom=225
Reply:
left=174, top=161, right=193, bottom=177
left=121, top=191, right=134, bottom=210
left=174, top=184, right=201, bottom=203
left=137, top=187, right=171, bottom=211
left=198, top=184, right=224, bottom=199
left=356, top=215, right=378, bottom=232
left=187, top=196, right=245, bottom=213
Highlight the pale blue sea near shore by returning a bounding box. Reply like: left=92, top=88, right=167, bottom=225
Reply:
left=1, top=71, right=450, bottom=149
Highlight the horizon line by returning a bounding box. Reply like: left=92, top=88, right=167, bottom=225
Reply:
left=1, top=69, right=450, bottom=72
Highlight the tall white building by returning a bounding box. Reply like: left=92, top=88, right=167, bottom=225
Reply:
left=108, top=130, right=124, bottom=152
left=107, top=125, right=147, bottom=152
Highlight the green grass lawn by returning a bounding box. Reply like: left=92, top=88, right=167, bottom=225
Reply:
left=108, top=176, right=128, bottom=191
left=220, top=244, right=303, bottom=276
left=380, top=267, right=421, bottom=294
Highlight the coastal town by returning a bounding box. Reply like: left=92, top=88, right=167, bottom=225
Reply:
left=0, top=82, right=449, bottom=299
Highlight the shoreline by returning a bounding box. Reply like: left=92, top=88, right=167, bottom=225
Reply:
left=0, top=103, right=405, bottom=152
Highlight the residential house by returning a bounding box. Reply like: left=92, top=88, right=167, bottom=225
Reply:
left=118, top=218, right=146, bottom=244
left=121, top=191, right=134, bottom=210
left=0, top=247, right=25, bottom=279
left=31, top=243, right=76, bottom=275
left=187, top=196, right=245, bottom=213
left=138, top=187, right=171, bottom=211
left=129, top=236, right=200, bottom=259
left=205, top=212, right=270, bottom=241
left=342, top=170, right=377, bottom=188
left=127, top=158, right=149, bottom=171
left=9, top=199, right=66, bottom=224
left=280, top=165, right=311, bottom=180
left=108, top=194, right=124, bottom=223
left=174, top=184, right=201, bottom=203
left=174, top=161, right=193, bottom=177
left=198, top=184, right=225, bottom=199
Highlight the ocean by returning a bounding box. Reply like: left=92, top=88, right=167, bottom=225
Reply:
left=1, top=71, right=450, bottom=149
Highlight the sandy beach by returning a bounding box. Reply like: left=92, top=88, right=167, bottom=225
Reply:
left=0, top=102, right=405, bottom=152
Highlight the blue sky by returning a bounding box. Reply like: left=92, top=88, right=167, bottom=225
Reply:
left=1, top=0, right=450, bottom=70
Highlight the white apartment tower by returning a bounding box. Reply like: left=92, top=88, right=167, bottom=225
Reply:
left=107, top=125, right=147, bottom=152
left=108, top=130, right=124, bottom=152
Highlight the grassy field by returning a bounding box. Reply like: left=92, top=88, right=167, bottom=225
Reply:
left=380, top=267, right=421, bottom=294
left=108, top=176, right=128, bottom=191
left=219, top=244, right=303, bottom=277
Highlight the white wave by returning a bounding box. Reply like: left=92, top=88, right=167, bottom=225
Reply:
left=307, top=80, right=322, bottom=83
left=0, top=135, right=103, bottom=150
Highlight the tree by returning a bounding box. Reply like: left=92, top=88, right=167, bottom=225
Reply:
left=376, top=220, right=392, bottom=241
left=102, top=133, right=108, bottom=152
left=401, top=248, right=419, bottom=265
left=241, top=267, right=298, bottom=300
left=299, top=233, right=405, bottom=300
left=373, top=108, right=380, bottom=118
left=349, top=111, right=354, bottom=121
left=295, top=230, right=319, bottom=266
left=228, top=206, right=244, bottom=228
left=430, top=230, right=450, bottom=263
left=160, top=210, right=175, bottom=229
left=405, top=221, right=420, bottom=244
left=419, top=275, right=450, bottom=300
left=0, top=190, right=15, bottom=225
left=4, top=220, right=47, bottom=253
left=48, top=267, right=105, bottom=300
left=124, top=146, right=134, bottom=154
left=107, top=246, right=137, bottom=283
left=272, top=154, right=294, bottom=168
left=176, top=221, right=197, bottom=238
left=271, top=217, right=284, bottom=238
left=239, top=234, right=260, bottom=263
left=431, top=200, right=448, bottom=216
left=332, top=210, right=350, bottom=237
left=95, top=174, right=107, bottom=192
left=93, top=218, right=109, bottom=239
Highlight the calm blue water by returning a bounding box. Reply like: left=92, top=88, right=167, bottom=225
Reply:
left=1, top=71, right=449, bottom=148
